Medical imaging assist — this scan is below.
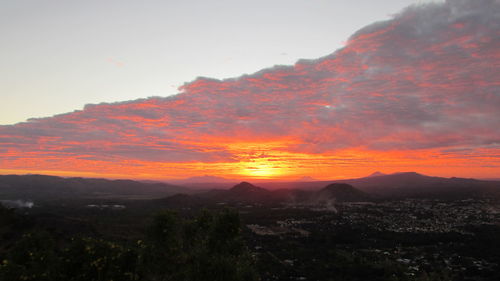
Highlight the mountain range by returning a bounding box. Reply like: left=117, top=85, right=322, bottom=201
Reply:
left=157, top=172, right=500, bottom=207
left=0, top=174, right=190, bottom=200
left=250, top=172, right=500, bottom=200
left=0, top=172, right=499, bottom=203
left=155, top=181, right=371, bottom=209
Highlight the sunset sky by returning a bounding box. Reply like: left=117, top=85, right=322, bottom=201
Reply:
left=1, top=0, right=499, bottom=181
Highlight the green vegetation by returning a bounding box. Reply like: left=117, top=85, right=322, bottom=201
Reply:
left=1, top=196, right=499, bottom=281
left=0, top=206, right=257, bottom=281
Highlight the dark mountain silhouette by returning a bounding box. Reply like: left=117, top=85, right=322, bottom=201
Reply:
left=228, top=182, right=273, bottom=202
left=297, top=176, right=317, bottom=182
left=2, top=173, right=498, bottom=204
left=144, top=172, right=500, bottom=207
left=315, top=183, right=370, bottom=202
left=230, top=182, right=267, bottom=193
left=170, top=175, right=236, bottom=184
left=146, top=171, right=500, bottom=210
left=202, top=182, right=274, bottom=203
left=367, top=171, right=386, bottom=177
left=0, top=174, right=190, bottom=200
left=257, top=172, right=500, bottom=199
left=167, top=175, right=238, bottom=190
left=339, top=172, right=500, bottom=199
left=291, top=183, right=370, bottom=211
left=161, top=182, right=370, bottom=206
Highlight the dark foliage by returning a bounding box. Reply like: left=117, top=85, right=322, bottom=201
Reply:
left=0, top=206, right=258, bottom=281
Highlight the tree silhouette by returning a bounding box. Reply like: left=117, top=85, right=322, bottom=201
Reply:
left=0, top=207, right=257, bottom=281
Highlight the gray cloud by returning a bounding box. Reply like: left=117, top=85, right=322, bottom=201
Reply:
left=0, top=0, right=498, bottom=166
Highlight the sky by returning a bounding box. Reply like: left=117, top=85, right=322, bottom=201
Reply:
left=1, top=0, right=499, bottom=181
left=1, top=0, right=442, bottom=125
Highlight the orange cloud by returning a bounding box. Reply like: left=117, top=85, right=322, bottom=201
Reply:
left=1, top=0, right=499, bottom=180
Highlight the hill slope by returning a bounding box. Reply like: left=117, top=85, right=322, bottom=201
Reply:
left=315, top=183, right=370, bottom=202
left=0, top=174, right=189, bottom=200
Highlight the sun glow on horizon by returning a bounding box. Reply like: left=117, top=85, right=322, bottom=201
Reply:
left=2, top=144, right=499, bottom=181
left=240, top=160, right=285, bottom=179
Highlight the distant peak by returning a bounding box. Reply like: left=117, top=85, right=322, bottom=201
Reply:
left=391, top=171, right=423, bottom=177
left=230, top=182, right=266, bottom=193
left=186, top=175, right=229, bottom=181
left=236, top=181, right=253, bottom=187
left=317, top=183, right=369, bottom=202
left=298, top=176, right=317, bottom=182
left=367, top=171, right=386, bottom=177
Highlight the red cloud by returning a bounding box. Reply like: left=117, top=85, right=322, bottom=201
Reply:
left=1, top=0, right=499, bottom=179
